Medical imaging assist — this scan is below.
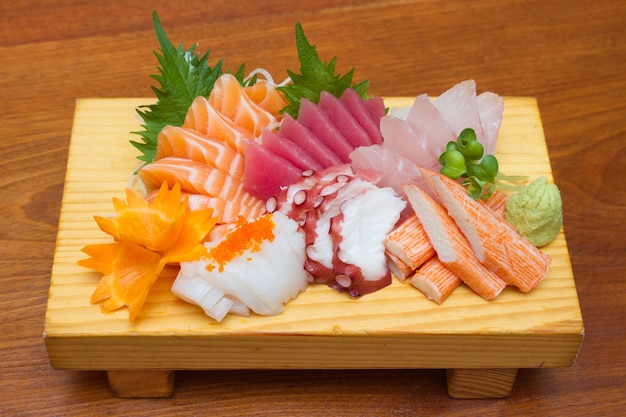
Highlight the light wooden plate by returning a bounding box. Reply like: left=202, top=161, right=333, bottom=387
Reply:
left=44, top=97, right=584, bottom=398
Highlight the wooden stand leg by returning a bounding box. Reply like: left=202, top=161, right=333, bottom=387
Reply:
left=106, top=370, right=175, bottom=398
left=446, top=368, right=518, bottom=399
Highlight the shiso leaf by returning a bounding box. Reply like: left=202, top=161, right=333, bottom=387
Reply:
left=278, top=23, right=370, bottom=118
left=131, top=11, right=224, bottom=164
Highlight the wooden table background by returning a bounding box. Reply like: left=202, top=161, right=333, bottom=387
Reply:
left=1, top=1, right=624, bottom=416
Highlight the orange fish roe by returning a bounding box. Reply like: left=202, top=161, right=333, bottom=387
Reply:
left=207, top=214, right=276, bottom=272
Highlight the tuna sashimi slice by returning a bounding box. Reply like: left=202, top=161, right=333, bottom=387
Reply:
left=340, top=88, right=384, bottom=145
left=297, top=98, right=355, bottom=162
left=242, top=139, right=303, bottom=200
left=156, top=125, right=245, bottom=180
left=402, top=183, right=507, bottom=300
left=420, top=168, right=551, bottom=292
left=183, top=96, right=254, bottom=154
left=260, top=128, right=324, bottom=171
left=318, top=91, right=373, bottom=148
left=279, top=113, right=342, bottom=168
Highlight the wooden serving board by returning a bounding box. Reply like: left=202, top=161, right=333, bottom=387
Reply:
left=44, top=97, right=584, bottom=399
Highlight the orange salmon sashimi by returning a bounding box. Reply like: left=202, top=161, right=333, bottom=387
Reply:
left=138, top=157, right=263, bottom=209
left=185, top=193, right=265, bottom=225
left=155, top=125, right=246, bottom=180
left=243, top=78, right=289, bottom=119
left=183, top=96, right=255, bottom=154
left=209, top=73, right=280, bottom=137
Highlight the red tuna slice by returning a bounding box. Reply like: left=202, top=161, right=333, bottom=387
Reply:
left=340, top=89, right=384, bottom=145
left=297, top=98, right=355, bottom=162
left=242, top=139, right=303, bottom=200
left=317, top=91, right=373, bottom=148
left=278, top=114, right=342, bottom=168
left=260, top=128, right=324, bottom=172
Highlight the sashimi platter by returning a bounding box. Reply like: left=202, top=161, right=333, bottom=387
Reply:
left=44, top=12, right=584, bottom=398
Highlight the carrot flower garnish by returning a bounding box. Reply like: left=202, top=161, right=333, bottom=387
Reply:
left=78, top=182, right=217, bottom=322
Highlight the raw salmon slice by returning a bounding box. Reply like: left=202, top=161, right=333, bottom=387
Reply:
left=209, top=73, right=279, bottom=136
left=138, top=157, right=262, bottom=208
left=183, top=96, right=254, bottom=154
left=243, top=79, right=288, bottom=118
left=156, top=125, right=245, bottom=180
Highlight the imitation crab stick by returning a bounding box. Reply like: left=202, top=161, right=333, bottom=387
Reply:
left=386, top=251, right=414, bottom=281
left=155, top=125, right=246, bottom=180
left=409, top=257, right=462, bottom=304
left=403, top=183, right=507, bottom=300
left=183, top=96, right=254, bottom=154
left=420, top=168, right=551, bottom=292
left=209, top=73, right=279, bottom=136
left=385, top=214, right=436, bottom=270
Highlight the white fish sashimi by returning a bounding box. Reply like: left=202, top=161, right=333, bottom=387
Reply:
left=433, top=79, right=486, bottom=142
left=379, top=115, right=440, bottom=171
left=476, top=91, right=504, bottom=156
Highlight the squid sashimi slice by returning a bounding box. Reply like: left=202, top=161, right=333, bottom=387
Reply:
left=243, top=79, right=289, bottom=118
left=476, top=91, right=504, bottom=156
left=331, top=186, right=405, bottom=296
left=242, top=139, right=303, bottom=201
left=171, top=270, right=242, bottom=322
left=138, top=157, right=262, bottom=207
left=185, top=193, right=265, bottom=224
left=420, top=168, right=551, bottom=292
left=433, top=79, right=486, bottom=144
left=297, top=98, right=355, bottom=162
left=340, top=88, right=384, bottom=145
left=405, top=93, right=456, bottom=158
left=172, top=212, right=309, bottom=320
left=260, top=128, right=324, bottom=171
left=156, top=125, right=246, bottom=180
left=380, top=115, right=441, bottom=172
left=318, top=91, right=373, bottom=148
left=279, top=114, right=342, bottom=168
left=183, top=96, right=255, bottom=154
left=209, top=73, right=279, bottom=136
left=403, top=183, right=507, bottom=300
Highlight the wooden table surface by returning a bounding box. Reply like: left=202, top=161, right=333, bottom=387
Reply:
left=1, top=1, right=624, bottom=415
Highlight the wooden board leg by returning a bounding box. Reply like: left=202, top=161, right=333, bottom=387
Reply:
left=446, top=368, right=518, bottom=399
left=106, top=370, right=175, bottom=398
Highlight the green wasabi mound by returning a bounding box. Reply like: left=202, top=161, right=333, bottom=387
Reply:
left=504, top=176, right=563, bottom=247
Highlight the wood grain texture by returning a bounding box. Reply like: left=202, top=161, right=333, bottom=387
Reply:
left=43, top=97, right=582, bottom=373
left=2, top=0, right=625, bottom=415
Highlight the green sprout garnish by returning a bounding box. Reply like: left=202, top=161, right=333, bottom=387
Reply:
left=439, top=128, right=526, bottom=199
